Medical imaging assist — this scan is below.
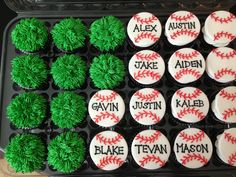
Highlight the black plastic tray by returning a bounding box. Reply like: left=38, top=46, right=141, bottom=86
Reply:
left=1, top=1, right=236, bottom=177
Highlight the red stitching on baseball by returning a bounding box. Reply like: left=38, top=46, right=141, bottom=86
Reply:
left=135, top=52, right=160, bottom=61
left=222, top=108, right=236, bottom=120
left=97, top=156, right=124, bottom=169
left=135, top=131, right=161, bottom=144
left=181, top=153, right=208, bottom=165
left=94, top=91, right=118, bottom=102
left=179, top=130, right=205, bottom=143
left=174, top=68, right=201, bottom=80
left=224, top=132, right=236, bottom=144
left=133, top=14, right=158, bottom=24
left=170, top=29, right=199, bottom=40
left=176, top=88, right=202, bottom=100
left=177, top=108, right=205, bottom=120
left=94, top=112, right=120, bottom=124
left=139, top=155, right=166, bottom=167
left=214, top=68, right=236, bottom=80
left=96, top=133, right=122, bottom=145
left=210, top=12, right=236, bottom=24
left=134, top=32, right=159, bottom=43
left=170, top=12, right=194, bottom=21
left=219, top=89, right=236, bottom=101
left=228, top=152, right=236, bottom=166
left=134, top=89, right=159, bottom=102
left=213, top=31, right=236, bottom=41
left=134, top=70, right=161, bottom=81
left=212, top=48, right=236, bottom=59
left=134, top=110, right=160, bottom=124
left=175, top=50, right=199, bottom=60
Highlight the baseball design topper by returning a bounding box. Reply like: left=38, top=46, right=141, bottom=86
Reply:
left=89, top=131, right=128, bottom=171
left=127, top=12, right=162, bottom=47
left=129, top=50, right=165, bottom=85
left=171, top=87, right=209, bottom=123
left=211, top=86, right=236, bottom=123
left=174, top=128, right=213, bottom=169
left=131, top=130, right=171, bottom=170
left=216, top=128, right=236, bottom=166
left=88, top=90, right=125, bottom=127
left=130, top=88, right=166, bottom=126
left=168, top=48, right=205, bottom=84
left=165, top=11, right=200, bottom=46
left=206, top=47, right=236, bottom=83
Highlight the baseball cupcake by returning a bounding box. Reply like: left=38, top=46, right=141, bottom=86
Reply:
left=88, top=90, right=125, bottom=127
left=174, top=128, right=213, bottom=168
left=168, top=48, right=205, bottom=84
left=215, top=128, right=236, bottom=166
left=165, top=11, right=200, bottom=46
left=202, top=11, right=236, bottom=47
left=130, top=88, right=166, bottom=126
left=131, top=130, right=171, bottom=170
left=127, top=12, right=162, bottom=48
left=89, top=131, right=128, bottom=171
left=171, top=87, right=209, bottom=124
left=206, top=47, right=236, bottom=83
left=129, top=50, right=165, bottom=85
left=211, top=86, right=236, bottom=123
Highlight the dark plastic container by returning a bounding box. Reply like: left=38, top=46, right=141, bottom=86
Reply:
left=1, top=0, right=236, bottom=176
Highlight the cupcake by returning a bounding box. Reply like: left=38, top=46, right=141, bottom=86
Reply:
left=89, top=130, right=128, bottom=171
left=5, top=133, right=46, bottom=173
left=7, top=93, right=47, bottom=129
left=168, top=48, right=205, bottom=84
left=211, top=86, right=236, bottom=123
left=129, top=88, right=166, bottom=126
left=88, top=90, right=125, bottom=127
left=129, top=50, right=165, bottom=85
left=51, top=18, right=87, bottom=52
left=174, top=128, right=213, bottom=169
left=11, top=55, right=48, bottom=89
left=215, top=128, right=236, bottom=166
left=171, top=87, right=209, bottom=124
left=127, top=12, right=162, bottom=48
left=90, top=16, right=125, bottom=52
left=89, top=54, right=125, bottom=89
left=11, top=18, right=48, bottom=53
left=51, top=54, right=86, bottom=89
left=131, top=130, right=171, bottom=170
left=51, top=92, right=87, bottom=129
left=165, top=11, right=200, bottom=46
left=48, top=131, right=86, bottom=173
left=202, top=11, right=236, bottom=47
left=206, top=47, right=236, bottom=83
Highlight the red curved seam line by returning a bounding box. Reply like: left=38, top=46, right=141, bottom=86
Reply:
left=135, top=52, right=160, bottom=61
left=170, top=29, right=199, bottom=40
left=222, top=108, right=236, bottom=120
left=134, top=70, right=161, bottom=80
left=214, top=68, right=236, bottom=79
left=139, top=155, right=166, bottom=167
left=174, top=68, right=201, bottom=80
left=133, top=14, right=158, bottom=24
left=97, top=156, right=124, bottom=168
left=224, top=132, right=236, bottom=144
left=212, top=48, right=236, bottom=59
left=175, top=50, right=199, bottom=60
left=135, top=131, right=161, bottom=143
left=94, top=112, right=120, bottom=123
left=134, top=32, right=159, bottom=43
left=176, top=88, right=202, bottom=100
left=213, top=31, right=236, bottom=41
left=170, top=12, right=194, bottom=21
left=219, top=89, right=236, bottom=101
left=134, top=90, right=159, bottom=102
left=228, top=152, right=236, bottom=166
left=177, top=107, right=205, bottom=120
left=96, top=133, right=122, bottom=145
left=210, top=12, right=236, bottom=24
left=94, top=92, right=118, bottom=102
left=179, top=130, right=205, bottom=143
left=181, top=153, right=208, bottom=165
left=134, top=110, right=160, bottom=123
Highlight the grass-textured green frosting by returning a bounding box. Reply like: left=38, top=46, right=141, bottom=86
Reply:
left=51, top=92, right=87, bottom=128
left=7, top=93, right=47, bottom=129
left=90, top=54, right=125, bottom=89
left=48, top=131, right=86, bottom=173
left=51, top=54, right=86, bottom=89
left=11, top=18, right=48, bottom=52
left=5, top=133, right=46, bottom=173
left=11, top=55, right=48, bottom=89
left=51, top=18, right=87, bottom=51
left=90, top=16, right=125, bottom=51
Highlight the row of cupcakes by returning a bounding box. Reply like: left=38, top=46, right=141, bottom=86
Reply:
left=4, top=128, right=236, bottom=173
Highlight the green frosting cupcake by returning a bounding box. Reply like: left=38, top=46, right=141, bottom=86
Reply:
left=48, top=131, right=86, bottom=173
left=11, top=55, right=48, bottom=89
left=90, top=54, right=125, bottom=89
left=5, top=133, right=46, bottom=173
left=11, top=18, right=48, bottom=52
left=51, top=92, right=87, bottom=128
left=51, top=18, right=87, bottom=52
left=7, top=93, right=47, bottom=129
left=51, top=54, right=86, bottom=89
left=90, top=16, right=126, bottom=51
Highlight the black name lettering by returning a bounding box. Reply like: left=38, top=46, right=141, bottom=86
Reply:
left=175, top=60, right=202, bottom=69
left=176, top=99, right=204, bottom=108
left=134, top=61, right=158, bottom=69
left=135, top=144, right=167, bottom=154
left=133, top=24, right=157, bottom=32
left=176, top=143, right=209, bottom=153
left=168, top=22, right=196, bottom=30
left=95, top=145, right=124, bottom=155
left=133, top=101, right=162, bottom=110
left=92, top=103, right=118, bottom=111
